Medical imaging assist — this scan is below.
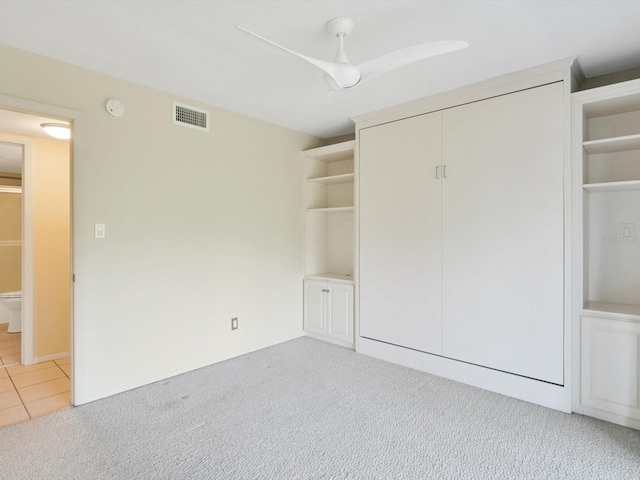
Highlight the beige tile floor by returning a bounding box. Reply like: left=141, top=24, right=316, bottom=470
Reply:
left=0, top=324, right=71, bottom=428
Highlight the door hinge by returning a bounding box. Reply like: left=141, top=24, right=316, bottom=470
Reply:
left=72, top=274, right=76, bottom=283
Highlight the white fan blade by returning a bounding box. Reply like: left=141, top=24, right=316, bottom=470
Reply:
left=235, top=25, right=360, bottom=88
left=357, top=41, right=468, bottom=83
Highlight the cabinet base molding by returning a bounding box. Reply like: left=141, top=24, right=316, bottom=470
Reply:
left=305, top=331, right=354, bottom=349
left=357, top=337, right=571, bottom=412
left=581, top=406, right=640, bottom=431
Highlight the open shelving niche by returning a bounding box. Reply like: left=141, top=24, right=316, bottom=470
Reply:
left=580, top=87, right=640, bottom=322
left=303, top=140, right=354, bottom=283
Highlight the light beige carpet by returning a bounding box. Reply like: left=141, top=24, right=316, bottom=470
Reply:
left=1, top=337, right=639, bottom=479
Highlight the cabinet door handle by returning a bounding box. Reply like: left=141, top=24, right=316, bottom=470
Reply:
left=443, top=165, right=447, bottom=179
left=322, top=289, right=330, bottom=293
left=436, top=166, right=440, bottom=179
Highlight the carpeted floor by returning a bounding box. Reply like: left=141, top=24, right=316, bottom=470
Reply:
left=1, top=337, right=639, bottom=479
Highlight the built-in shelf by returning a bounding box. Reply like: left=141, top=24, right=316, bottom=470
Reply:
left=583, top=180, right=640, bottom=192
left=307, top=206, right=354, bottom=213
left=584, top=301, right=640, bottom=322
left=583, top=133, right=640, bottom=155
left=303, top=140, right=355, bottom=163
left=305, top=272, right=353, bottom=284
left=307, top=173, right=354, bottom=185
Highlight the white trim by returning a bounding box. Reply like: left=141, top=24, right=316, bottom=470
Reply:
left=32, top=351, right=70, bottom=364
left=358, top=337, right=571, bottom=412
left=581, top=406, right=640, bottom=430
left=304, top=331, right=353, bottom=350
left=75, top=335, right=302, bottom=405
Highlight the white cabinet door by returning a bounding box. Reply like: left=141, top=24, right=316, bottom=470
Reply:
left=327, top=283, right=353, bottom=343
left=441, top=82, right=564, bottom=384
left=304, top=280, right=326, bottom=336
left=359, top=112, right=443, bottom=354
left=582, top=316, right=640, bottom=420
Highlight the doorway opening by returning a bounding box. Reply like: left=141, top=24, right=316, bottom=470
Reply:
left=0, top=108, right=72, bottom=427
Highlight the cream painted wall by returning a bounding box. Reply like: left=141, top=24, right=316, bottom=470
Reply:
left=32, top=137, right=71, bottom=358
left=0, top=43, right=322, bottom=404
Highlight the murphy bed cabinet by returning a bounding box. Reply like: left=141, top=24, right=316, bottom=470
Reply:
left=302, top=141, right=355, bottom=348
left=354, top=59, right=578, bottom=412
left=572, top=78, right=640, bottom=429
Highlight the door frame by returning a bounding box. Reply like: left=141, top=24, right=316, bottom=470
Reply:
left=0, top=93, right=81, bottom=405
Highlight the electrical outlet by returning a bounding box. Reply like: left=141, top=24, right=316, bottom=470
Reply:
left=231, top=317, right=238, bottom=330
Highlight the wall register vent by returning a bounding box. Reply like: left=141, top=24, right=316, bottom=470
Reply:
left=173, top=102, right=209, bottom=132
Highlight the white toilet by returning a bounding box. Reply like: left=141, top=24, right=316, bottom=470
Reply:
left=0, top=291, right=22, bottom=333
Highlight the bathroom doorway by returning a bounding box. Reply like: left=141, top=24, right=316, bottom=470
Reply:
left=0, top=108, right=73, bottom=427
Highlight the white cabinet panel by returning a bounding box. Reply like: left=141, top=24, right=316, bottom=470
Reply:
left=327, top=283, right=354, bottom=343
left=359, top=112, right=443, bottom=354
left=441, top=83, right=565, bottom=384
left=582, top=315, right=640, bottom=419
left=304, top=280, right=326, bottom=336
left=304, top=279, right=353, bottom=345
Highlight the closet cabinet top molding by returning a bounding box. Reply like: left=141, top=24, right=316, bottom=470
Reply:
left=303, top=140, right=355, bottom=163
left=352, top=57, right=581, bottom=129
left=572, top=77, right=640, bottom=111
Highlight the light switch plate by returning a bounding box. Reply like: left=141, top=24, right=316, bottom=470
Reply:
left=95, top=223, right=106, bottom=238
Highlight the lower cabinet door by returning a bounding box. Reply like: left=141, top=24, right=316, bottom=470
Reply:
left=327, top=283, right=354, bottom=343
left=303, top=280, right=326, bottom=336
left=581, top=315, right=640, bottom=420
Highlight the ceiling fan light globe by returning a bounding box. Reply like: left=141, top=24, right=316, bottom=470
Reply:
left=331, top=64, right=361, bottom=89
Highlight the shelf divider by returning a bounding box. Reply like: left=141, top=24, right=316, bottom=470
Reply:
left=307, top=173, right=354, bottom=185
left=307, top=206, right=354, bottom=213
left=583, top=180, right=640, bottom=192
left=584, top=301, right=640, bottom=322
left=583, top=133, right=640, bottom=155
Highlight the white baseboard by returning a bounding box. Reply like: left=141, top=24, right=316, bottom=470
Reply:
left=581, top=406, right=640, bottom=431
left=31, top=351, right=70, bottom=364
left=357, top=336, right=571, bottom=413
left=74, top=334, right=303, bottom=406
left=304, top=331, right=354, bottom=350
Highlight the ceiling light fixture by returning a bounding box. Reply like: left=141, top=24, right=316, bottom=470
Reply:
left=41, top=123, right=71, bottom=140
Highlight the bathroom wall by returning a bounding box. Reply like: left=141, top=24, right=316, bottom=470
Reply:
left=0, top=134, right=71, bottom=358
left=0, top=188, right=22, bottom=322
left=32, top=137, right=71, bottom=359
left=0, top=43, right=322, bottom=404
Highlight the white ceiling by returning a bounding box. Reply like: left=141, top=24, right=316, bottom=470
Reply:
left=0, top=1, right=639, bottom=138
left=0, top=143, right=22, bottom=174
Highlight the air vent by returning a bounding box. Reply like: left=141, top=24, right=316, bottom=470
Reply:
left=173, top=102, right=209, bottom=132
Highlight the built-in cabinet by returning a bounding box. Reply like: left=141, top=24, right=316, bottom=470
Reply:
left=440, top=83, right=564, bottom=384
left=304, top=278, right=354, bottom=345
left=355, top=60, right=576, bottom=412
left=359, top=82, right=565, bottom=384
left=302, top=141, right=355, bottom=347
left=573, top=79, right=640, bottom=429
left=359, top=112, right=442, bottom=354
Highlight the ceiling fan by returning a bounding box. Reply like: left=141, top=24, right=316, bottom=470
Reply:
left=235, top=17, right=468, bottom=91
